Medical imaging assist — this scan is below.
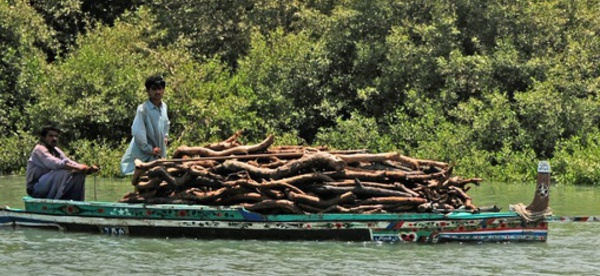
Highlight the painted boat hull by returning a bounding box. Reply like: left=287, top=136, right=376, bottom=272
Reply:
left=0, top=197, right=547, bottom=243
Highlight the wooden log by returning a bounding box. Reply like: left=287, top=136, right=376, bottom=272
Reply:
left=142, top=166, right=177, bottom=189
left=358, top=196, right=427, bottom=205
left=384, top=170, right=408, bottom=181
left=286, top=191, right=356, bottom=209
left=306, top=180, right=414, bottom=197
left=352, top=162, right=424, bottom=175
left=269, top=172, right=336, bottom=186
left=268, top=145, right=329, bottom=152
left=135, top=152, right=305, bottom=170
left=174, top=172, right=194, bottom=187
left=395, top=154, right=421, bottom=170
left=358, top=178, right=416, bottom=197
left=336, top=153, right=421, bottom=170
left=222, top=179, right=306, bottom=195
left=240, top=200, right=306, bottom=214
left=316, top=179, right=420, bottom=196
left=215, top=192, right=268, bottom=205
left=267, top=148, right=368, bottom=155
left=187, top=187, right=228, bottom=203
left=326, top=167, right=418, bottom=182
left=381, top=160, right=416, bottom=172
left=275, top=151, right=345, bottom=175
left=336, top=152, right=405, bottom=165
left=131, top=167, right=144, bottom=186
left=449, top=186, right=477, bottom=210
left=393, top=182, right=421, bottom=197
left=261, top=188, right=285, bottom=199
left=202, top=130, right=243, bottom=151
left=186, top=160, right=220, bottom=168
left=135, top=178, right=163, bottom=193
left=185, top=175, right=224, bottom=190
left=324, top=169, right=388, bottom=183
left=187, top=165, right=226, bottom=181
left=413, top=158, right=449, bottom=170
left=173, top=134, right=275, bottom=158
left=421, top=186, right=443, bottom=201
left=259, top=159, right=289, bottom=169
left=323, top=180, right=400, bottom=189
left=219, top=152, right=345, bottom=180
left=405, top=169, right=449, bottom=181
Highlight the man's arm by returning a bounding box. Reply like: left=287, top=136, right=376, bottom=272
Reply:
left=54, top=147, right=93, bottom=173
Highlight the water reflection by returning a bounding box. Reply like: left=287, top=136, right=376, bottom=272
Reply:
left=1, top=176, right=599, bottom=275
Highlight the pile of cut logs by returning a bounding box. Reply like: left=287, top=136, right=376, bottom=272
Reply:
left=120, top=132, right=485, bottom=214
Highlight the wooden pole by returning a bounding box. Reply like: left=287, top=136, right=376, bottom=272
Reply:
left=135, top=152, right=307, bottom=169
left=526, top=161, right=551, bottom=212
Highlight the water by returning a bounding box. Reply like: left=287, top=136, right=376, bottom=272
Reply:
left=1, top=176, right=599, bottom=275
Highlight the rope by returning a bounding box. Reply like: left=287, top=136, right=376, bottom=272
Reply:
left=509, top=203, right=553, bottom=222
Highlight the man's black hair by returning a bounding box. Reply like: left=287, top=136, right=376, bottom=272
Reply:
left=145, top=74, right=166, bottom=90
left=40, top=125, right=61, bottom=137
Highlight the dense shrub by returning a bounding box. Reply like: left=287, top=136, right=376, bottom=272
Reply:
left=1, top=0, right=599, bottom=185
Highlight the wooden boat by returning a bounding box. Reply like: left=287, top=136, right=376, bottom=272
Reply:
left=0, top=161, right=552, bottom=243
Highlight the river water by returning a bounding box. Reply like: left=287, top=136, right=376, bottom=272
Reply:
left=1, top=175, right=599, bottom=275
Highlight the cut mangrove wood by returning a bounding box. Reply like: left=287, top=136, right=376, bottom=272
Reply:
left=120, top=133, right=485, bottom=215
left=173, top=134, right=275, bottom=158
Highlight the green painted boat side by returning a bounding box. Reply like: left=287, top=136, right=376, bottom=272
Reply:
left=0, top=196, right=548, bottom=243
left=21, top=196, right=521, bottom=222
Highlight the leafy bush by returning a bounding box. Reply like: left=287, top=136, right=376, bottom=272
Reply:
left=552, top=135, right=600, bottom=186
left=67, top=139, right=128, bottom=178
left=0, top=131, right=37, bottom=175
left=314, top=112, right=392, bottom=152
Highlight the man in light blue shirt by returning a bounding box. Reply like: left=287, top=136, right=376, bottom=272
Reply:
left=120, top=75, right=170, bottom=175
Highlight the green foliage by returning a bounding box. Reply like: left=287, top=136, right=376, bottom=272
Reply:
left=2, top=0, right=600, bottom=186
left=0, top=0, right=53, bottom=135
left=237, top=28, right=333, bottom=141
left=0, top=131, right=37, bottom=175
left=514, top=79, right=600, bottom=159
left=28, top=7, right=169, bottom=144
left=488, top=146, right=538, bottom=183
left=272, top=130, right=306, bottom=147
left=67, top=139, right=126, bottom=177
left=166, top=55, right=266, bottom=146
left=151, top=0, right=253, bottom=67
left=436, top=51, right=495, bottom=107
left=552, top=135, right=600, bottom=186
left=450, top=91, right=522, bottom=152
left=314, top=111, right=392, bottom=152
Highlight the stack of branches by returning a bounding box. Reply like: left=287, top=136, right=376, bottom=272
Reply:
left=119, top=132, right=484, bottom=214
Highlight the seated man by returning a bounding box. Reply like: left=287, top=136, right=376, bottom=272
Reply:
left=25, top=126, right=99, bottom=201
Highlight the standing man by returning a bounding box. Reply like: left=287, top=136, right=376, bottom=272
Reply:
left=26, top=126, right=98, bottom=201
left=120, top=74, right=170, bottom=175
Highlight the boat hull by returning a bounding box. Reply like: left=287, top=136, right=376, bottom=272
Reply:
left=0, top=197, right=548, bottom=243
